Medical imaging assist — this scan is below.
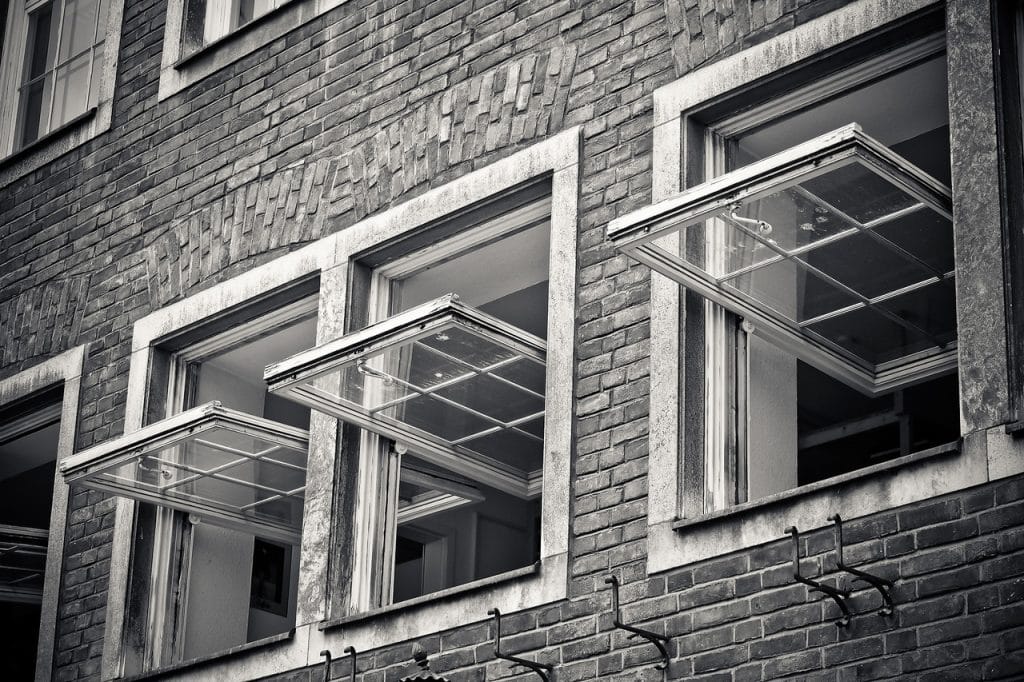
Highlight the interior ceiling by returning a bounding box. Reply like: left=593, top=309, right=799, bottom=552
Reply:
left=208, top=317, right=318, bottom=381
left=396, top=221, right=551, bottom=312
left=739, top=56, right=950, bottom=159
left=0, top=421, right=60, bottom=481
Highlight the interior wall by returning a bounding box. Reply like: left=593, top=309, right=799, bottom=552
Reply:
left=746, top=334, right=798, bottom=500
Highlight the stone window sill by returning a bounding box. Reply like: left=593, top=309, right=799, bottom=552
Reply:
left=672, top=440, right=962, bottom=533
left=321, top=562, right=541, bottom=631
left=120, top=630, right=294, bottom=681
left=0, top=108, right=97, bottom=181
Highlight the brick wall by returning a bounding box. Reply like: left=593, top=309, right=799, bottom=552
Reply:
left=267, top=476, right=1024, bottom=681
left=0, top=0, right=1021, bottom=680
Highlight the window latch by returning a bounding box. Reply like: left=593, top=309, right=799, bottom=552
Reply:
left=829, top=514, right=896, bottom=616
left=604, top=574, right=673, bottom=670
left=487, top=607, right=553, bottom=681
left=728, top=202, right=773, bottom=236
left=785, top=525, right=852, bottom=626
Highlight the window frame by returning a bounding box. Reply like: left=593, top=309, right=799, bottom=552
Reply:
left=158, top=0, right=349, bottom=101
left=96, top=129, right=579, bottom=680
left=0, top=345, right=85, bottom=682
left=0, top=0, right=124, bottom=184
left=634, top=0, right=1015, bottom=574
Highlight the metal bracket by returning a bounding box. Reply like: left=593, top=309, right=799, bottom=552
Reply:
left=320, top=646, right=357, bottom=682
left=604, top=575, right=672, bottom=670
left=829, top=514, right=895, bottom=616
left=785, top=526, right=851, bottom=627
left=488, top=608, right=553, bottom=681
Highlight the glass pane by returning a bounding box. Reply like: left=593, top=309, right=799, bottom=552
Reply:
left=392, top=453, right=540, bottom=604
left=50, top=52, right=90, bottom=129
left=458, top=425, right=544, bottom=473
left=877, top=279, right=957, bottom=345
left=806, top=305, right=937, bottom=365
left=871, top=207, right=955, bottom=274
left=490, top=357, right=546, bottom=395
left=799, top=161, right=919, bottom=224
left=58, top=0, right=99, bottom=61
left=378, top=396, right=496, bottom=443
left=724, top=258, right=859, bottom=323
left=181, top=0, right=206, bottom=53
left=417, top=325, right=520, bottom=370
left=91, top=424, right=306, bottom=532
left=25, top=5, right=55, bottom=81
left=798, top=232, right=933, bottom=299
left=433, top=373, right=543, bottom=425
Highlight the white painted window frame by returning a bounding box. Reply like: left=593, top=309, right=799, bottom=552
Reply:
left=642, top=0, right=1019, bottom=574
left=97, top=128, right=579, bottom=680
left=0, top=345, right=86, bottom=682
left=158, top=0, right=350, bottom=101
left=0, top=0, right=124, bottom=186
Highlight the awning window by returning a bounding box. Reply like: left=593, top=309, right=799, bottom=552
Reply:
left=60, top=403, right=308, bottom=543
left=0, top=525, right=48, bottom=603
left=607, top=124, right=955, bottom=395
left=264, top=294, right=545, bottom=498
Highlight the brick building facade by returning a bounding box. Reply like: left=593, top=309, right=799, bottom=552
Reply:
left=0, top=0, right=1022, bottom=680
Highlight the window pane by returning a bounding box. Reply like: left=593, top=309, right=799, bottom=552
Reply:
left=870, top=207, right=955, bottom=274
left=19, top=4, right=56, bottom=146
left=58, top=0, right=99, bottom=61
left=50, top=51, right=89, bottom=129
left=799, top=161, right=920, bottom=224
left=798, top=232, right=934, bottom=299
left=724, top=258, right=859, bottom=324
left=806, top=305, right=936, bottom=365
left=393, top=454, right=539, bottom=604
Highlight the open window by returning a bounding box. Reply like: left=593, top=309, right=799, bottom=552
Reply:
left=0, top=390, right=61, bottom=680
left=267, top=189, right=551, bottom=607
left=60, top=292, right=317, bottom=671
left=611, top=41, right=960, bottom=509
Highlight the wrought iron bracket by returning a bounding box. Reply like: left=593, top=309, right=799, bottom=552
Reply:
left=785, top=526, right=852, bottom=627
left=829, top=514, right=895, bottom=616
left=604, top=575, right=672, bottom=670
left=320, top=646, right=357, bottom=682
left=488, top=608, right=553, bottom=681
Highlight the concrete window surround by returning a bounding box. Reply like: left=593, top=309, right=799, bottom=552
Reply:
left=158, top=0, right=352, bottom=101
left=0, top=345, right=86, bottom=682
left=99, top=127, right=579, bottom=680
left=644, top=0, right=1021, bottom=574
left=0, top=0, right=126, bottom=187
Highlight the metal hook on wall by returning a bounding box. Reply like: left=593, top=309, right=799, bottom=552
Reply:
left=828, top=514, right=895, bottom=616
left=320, top=646, right=358, bottom=682
left=785, top=526, right=851, bottom=627
left=487, top=608, right=553, bottom=681
left=604, top=575, right=672, bottom=670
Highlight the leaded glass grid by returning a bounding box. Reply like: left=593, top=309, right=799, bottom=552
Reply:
left=60, top=403, right=308, bottom=543
left=265, top=295, right=546, bottom=498
left=608, top=124, right=956, bottom=395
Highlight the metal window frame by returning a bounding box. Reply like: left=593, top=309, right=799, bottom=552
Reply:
left=608, top=123, right=956, bottom=396
left=265, top=294, right=547, bottom=499
left=60, top=402, right=309, bottom=544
